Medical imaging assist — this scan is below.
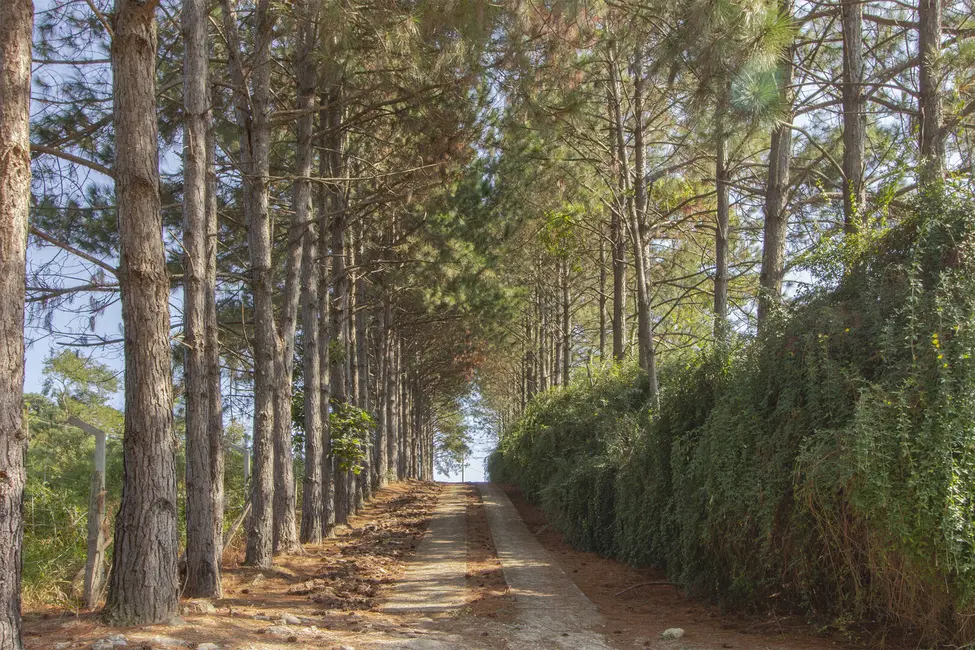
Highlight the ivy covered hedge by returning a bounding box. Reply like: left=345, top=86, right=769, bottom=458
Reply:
left=488, top=193, right=975, bottom=644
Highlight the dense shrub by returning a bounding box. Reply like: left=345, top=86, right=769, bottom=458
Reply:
left=490, top=193, right=975, bottom=644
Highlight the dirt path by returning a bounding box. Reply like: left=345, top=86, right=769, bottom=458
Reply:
left=478, top=482, right=613, bottom=650
left=22, top=481, right=912, bottom=650
left=378, top=483, right=467, bottom=614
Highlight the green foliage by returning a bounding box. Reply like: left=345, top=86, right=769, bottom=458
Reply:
left=329, top=402, right=375, bottom=473
left=491, top=193, right=975, bottom=645
left=22, top=352, right=125, bottom=605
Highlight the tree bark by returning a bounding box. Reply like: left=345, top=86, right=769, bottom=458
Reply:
left=182, top=0, right=220, bottom=597
left=327, top=82, right=353, bottom=525
left=598, top=233, right=607, bottom=360
left=271, top=205, right=303, bottom=554
left=353, top=235, right=371, bottom=503
left=758, top=10, right=794, bottom=331
left=387, top=334, right=399, bottom=480
left=561, top=260, right=571, bottom=383
left=296, top=1, right=321, bottom=544
left=607, top=47, right=631, bottom=364
left=316, top=147, right=335, bottom=538
left=714, top=84, right=730, bottom=342
left=204, top=100, right=224, bottom=587
left=104, top=0, right=180, bottom=623
left=918, top=0, right=944, bottom=186
left=841, top=0, right=866, bottom=232
left=221, top=0, right=277, bottom=568
left=0, top=0, right=33, bottom=644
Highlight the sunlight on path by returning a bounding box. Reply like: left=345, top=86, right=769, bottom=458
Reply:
left=478, top=483, right=614, bottom=650
left=378, top=484, right=469, bottom=614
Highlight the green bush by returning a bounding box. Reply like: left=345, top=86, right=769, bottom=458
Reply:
left=490, top=192, right=975, bottom=644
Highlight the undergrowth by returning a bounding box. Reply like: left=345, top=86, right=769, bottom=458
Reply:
left=489, top=192, right=975, bottom=645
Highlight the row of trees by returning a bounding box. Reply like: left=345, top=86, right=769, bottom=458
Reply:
left=2, top=0, right=512, bottom=645
left=476, top=0, right=973, bottom=426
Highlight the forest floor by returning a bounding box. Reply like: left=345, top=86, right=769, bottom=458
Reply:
left=22, top=481, right=911, bottom=650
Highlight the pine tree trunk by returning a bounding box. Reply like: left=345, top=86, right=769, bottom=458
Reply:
left=598, top=234, right=607, bottom=360
left=182, top=0, right=220, bottom=597
left=329, top=89, right=352, bottom=524
left=561, top=261, right=570, bottom=383
left=272, top=210, right=303, bottom=553
left=714, top=86, right=730, bottom=341
left=386, top=334, right=398, bottom=480
left=204, top=126, right=224, bottom=576
left=296, top=4, right=321, bottom=543
left=630, top=48, right=659, bottom=399
left=607, top=48, right=630, bottom=363
left=315, top=117, right=335, bottom=539
left=758, top=13, right=794, bottom=331
left=0, top=0, right=33, bottom=645
left=221, top=0, right=277, bottom=568
left=841, top=0, right=866, bottom=231
left=374, top=290, right=390, bottom=488
left=353, top=239, right=371, bottom=503
left=918, top=0, right=944, bottom=186
left=105, top=0, right=180, bottom=623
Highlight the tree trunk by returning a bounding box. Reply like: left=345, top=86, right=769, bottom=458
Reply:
left=841, top=0, right=866, bottom=232
left=271, top=204, right=303, bottom=554
left=317, top=151, right=335, bottom=538
left=222, top=0, right=277, bottom=568
left=182, top=0, right=220, bottom=597
left=374, top=290, right=390, bottom=489
left=353, top=236, right=371, bottom=504
left=204, top=124, right=224, bottom=580
left=387, top=335, right=399, bottom=480
left=611, top=205, right=626, bottom=361
left=328, top=84, right=353, bottom=525
left=598, top=233, right=607, bottom=360
left=608, top=47, right=631, bottom=363
left=918, top=0, right=944, bottom=186
left=0, top=1, right=33, bottom=642
left=561, top=261, right=571, bottom=383
left=105, top=0, right=180, bottom=622
left=296, top=2, right=321, bottom=544
left=714, top=85, right=730, bottom=342
left=622, top=47, right=660, bottom=404
left=758, top=12, right=794, bottom=331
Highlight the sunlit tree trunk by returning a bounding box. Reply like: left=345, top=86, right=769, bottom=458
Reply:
left=918, top=0, right=944, bottom=186
left=561, top=260, right=571, bottom=383
left=598, top=234, right=607, bottom=360
left=296, top=1, right=322, bottom=544
left=387, top=334, right=399, bottom=479
left=271, top=205, right=303, bottom=553
left=0, top=0, right=33, bottom=645
left=316, top=145, right=335, bottom=538
left=354, top=235, right=371, bottom=503
left=841, top=0, right=866, bottom=232
left=607, top=49, right=630, bottom=363
left=758, top=8, right=794, bottom=332
left=328, top=83, right=353, bottom=524
left=222, top=0, right=277, bottom=568
left=182, top=0, right=221, bottom=597
left=105, top=0, right=180, bottom=622
left=204, top=125, right=224, bottom=572
left=714, top=82, right=731, bottom=342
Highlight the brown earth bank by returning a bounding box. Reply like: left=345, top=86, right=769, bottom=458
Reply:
left=21, top=480, right=444, bottom=650
left=497, top=483, right=916, bottom=650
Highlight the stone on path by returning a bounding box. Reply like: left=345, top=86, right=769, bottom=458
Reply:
left=477, top=483, right=613, bottom=650
left=378, top=483, right=468, bottom=614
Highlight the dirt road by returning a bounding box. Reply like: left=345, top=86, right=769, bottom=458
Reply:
left=24, top=481, right=906, bottom=650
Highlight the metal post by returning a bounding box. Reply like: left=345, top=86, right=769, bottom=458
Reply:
left=68, top=416, right=109, bottom=608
